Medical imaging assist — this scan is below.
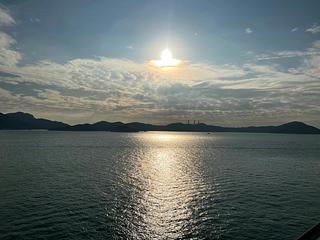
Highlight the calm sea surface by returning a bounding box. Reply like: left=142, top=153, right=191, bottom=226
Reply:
left=0, top=131, right=319, bottom=240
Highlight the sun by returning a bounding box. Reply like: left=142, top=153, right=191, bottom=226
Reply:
left=152, top=48, right=181, bottom=68
left=161, top=49, right=173, bottom=62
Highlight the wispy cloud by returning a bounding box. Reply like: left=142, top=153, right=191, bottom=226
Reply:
left=29, top=17, right=40, bottom=23
left=291, top=27, right=299, bottom=32
left=0, top=8, right=20, bottom=65
left=256, top=40, right=320, bottom=60
left=0, top=7, right=15, bottom=26
left=306, top=23, right=320, bottom=34
left=245, top=27, right=253, bottom=34
left=0, top=32, right=22, bottom=66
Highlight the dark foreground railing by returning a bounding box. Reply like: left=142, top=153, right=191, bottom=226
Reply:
left=297, top=223, right=320, bottom=240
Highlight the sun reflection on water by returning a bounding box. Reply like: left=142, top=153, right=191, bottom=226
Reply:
left=153, top=133, right=177, bottom=142
left=120, top=132, right=211, bottom=239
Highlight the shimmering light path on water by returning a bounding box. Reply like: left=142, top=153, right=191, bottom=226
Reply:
left=0, top=131, right=319, bottom=239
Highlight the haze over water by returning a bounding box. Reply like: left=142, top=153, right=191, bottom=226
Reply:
left=0, top=131, right=319, bottom=240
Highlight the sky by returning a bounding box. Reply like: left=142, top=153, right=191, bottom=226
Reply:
left=0, top=0, right=319, bottom=127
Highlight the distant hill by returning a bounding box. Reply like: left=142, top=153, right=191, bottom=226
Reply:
left=218, top=121, right=320, bottom=134
left=56, top=121, right=139, bottom=132
left=0, top=112, right=69, bottom=130
left=1, top=112, right=320, bottom=134
left=56, top=121, right=123, bottom=131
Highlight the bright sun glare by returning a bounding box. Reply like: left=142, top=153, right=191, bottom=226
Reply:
left=152, top=48, right=181, bottom=68
left=161, top=49, right=173, bottom=62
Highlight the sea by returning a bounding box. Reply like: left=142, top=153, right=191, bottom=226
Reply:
left=0, top=131, right=319, bottom=240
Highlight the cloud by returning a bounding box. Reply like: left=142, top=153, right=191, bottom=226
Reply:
left=0, top=9, right=20, bottom=66
left=1, top=51, right=319, bottom=126
left=0, top=7, right=15, bottom=26
left=291, top=27, right=299, bottom=32
left=0, top=27, right=319, bottom=126
left=306, top=23, right=320, bottom=34
left=245, top=28, right=253, bottom=34
left=256, top=50, right=319, bottom=60
left=256, top=40, right=320, bottom=61
left=0, top=32, right=22, bottom=66
left=29, top=17, right=40, bottom=23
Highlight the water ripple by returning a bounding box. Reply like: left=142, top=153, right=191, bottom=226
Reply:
left=0, top=131, right=319, bottom=239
